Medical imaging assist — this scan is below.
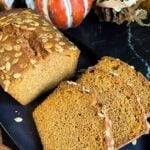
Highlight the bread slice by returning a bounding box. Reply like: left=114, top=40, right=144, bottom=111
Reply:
left=96, top=56, right=150, bottom=116
left=77, top=68, right=149, bottom=148
left=0, top=9, right=80, bottom=105
left=33, top=81, right=114, bottom=150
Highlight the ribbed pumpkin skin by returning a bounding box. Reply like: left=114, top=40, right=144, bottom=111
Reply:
left=36, top=0, right=93, bottom=29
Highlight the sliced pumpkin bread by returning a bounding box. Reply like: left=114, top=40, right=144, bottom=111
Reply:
left=77, top=68, right=149, bottom=148
left=96, top=56, right=150, bottom=117
left=33, top=81, right=114, bottom=150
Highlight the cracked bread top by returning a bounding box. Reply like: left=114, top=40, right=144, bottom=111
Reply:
left=0, top=9, right=79, bottom=91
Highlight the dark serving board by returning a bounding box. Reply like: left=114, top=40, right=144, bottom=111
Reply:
left=0, top=10, right=150, bottom=150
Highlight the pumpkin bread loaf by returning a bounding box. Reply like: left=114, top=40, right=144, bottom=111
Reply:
left=96, top=56, right=150, bottom=116
left=0, top=9, right=80, bottom=105
left=77, top=68, right=149, bottom=148
left=33, top=81, right=114, bottom=150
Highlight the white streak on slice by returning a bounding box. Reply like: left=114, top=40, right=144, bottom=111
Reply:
left=63, top=0, right=73, bottom=28
left=25, top=0, right=35, bottom=10
left=42, top=0, right=50, bottom=21
left=5, top=0, right=14, bottom=8
left=83, top=0, right=88, bottom=18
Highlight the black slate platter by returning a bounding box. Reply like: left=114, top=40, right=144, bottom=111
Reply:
left=0, top=10, right=150, bottom=150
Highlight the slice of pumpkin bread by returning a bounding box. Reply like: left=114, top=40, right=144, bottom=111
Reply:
left=96, top=56, right=150, bottom=116
left=77, top=68, right=149, bottom=149
left=33, top=81, right=114, bottom=150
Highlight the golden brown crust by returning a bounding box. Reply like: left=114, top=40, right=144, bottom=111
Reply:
left=0, top=9, right=77, bottom=80
left=0, top=9, right=79, bottom=93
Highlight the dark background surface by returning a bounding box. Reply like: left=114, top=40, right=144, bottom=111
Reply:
left=0, top=7, right=150, bottom=150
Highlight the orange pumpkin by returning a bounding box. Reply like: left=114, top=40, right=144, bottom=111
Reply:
left=36, top=0, right=93, bottom=29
